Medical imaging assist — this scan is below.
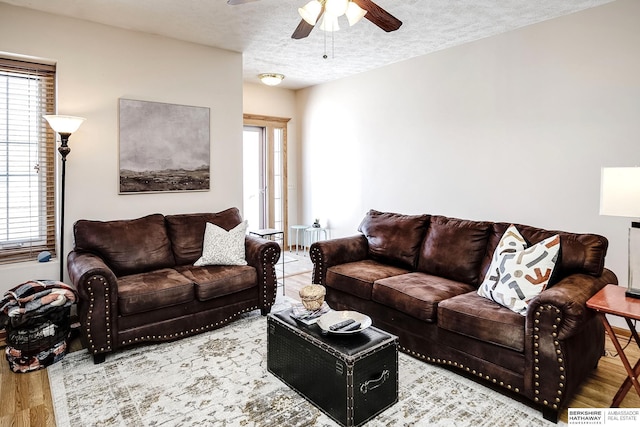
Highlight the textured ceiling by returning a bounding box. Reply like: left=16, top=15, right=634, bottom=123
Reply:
left=1, top=0, right=615, bottom=89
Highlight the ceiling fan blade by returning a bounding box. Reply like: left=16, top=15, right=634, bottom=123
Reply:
left=292, top=19, right=315, bottom=39
left=227, top=0, right=259, bottom=5
left=352, top=0, right=402, bottom=32
left=291, top=6, right=324, bottom=39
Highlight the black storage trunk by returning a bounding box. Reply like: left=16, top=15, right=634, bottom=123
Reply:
left=267, top=310, right=398, bottom=427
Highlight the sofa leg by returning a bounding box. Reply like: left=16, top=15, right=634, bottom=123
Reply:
left=542, top=407, right=559, bottom=423
left=261, top=307, right=271, bottom=316
left=93, top=353, right=106, bottom=364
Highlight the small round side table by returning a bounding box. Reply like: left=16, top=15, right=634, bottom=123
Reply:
left=289, top=225, right=309, bottom=255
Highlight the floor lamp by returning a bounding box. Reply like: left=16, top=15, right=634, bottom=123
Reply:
left=44, top=115, right=86, bottom=282
left=600, top=167, right=640, bottom=299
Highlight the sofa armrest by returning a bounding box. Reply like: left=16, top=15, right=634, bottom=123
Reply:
left=67, top=251, right=119, bottom=359
left=244, top=235, right=281, bottom=312
left=309, top=235, right=369, bottom=285
left=528, top=268, right=617, bottom=340
left=525, top=268, right=617, bottom=413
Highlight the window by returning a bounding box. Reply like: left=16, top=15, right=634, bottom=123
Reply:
left=0, top=58, right=56, bottom=264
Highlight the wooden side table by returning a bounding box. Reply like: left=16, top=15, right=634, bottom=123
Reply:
left=586, top=284, right=640, bottom=407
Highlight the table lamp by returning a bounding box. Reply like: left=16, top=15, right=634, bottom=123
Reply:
left=600, top=167, right=640, bottom=298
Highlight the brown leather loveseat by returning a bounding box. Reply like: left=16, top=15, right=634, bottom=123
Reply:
left=310, top=209, right=617, bottom=422
left=67, top=207, right=280, bottom=363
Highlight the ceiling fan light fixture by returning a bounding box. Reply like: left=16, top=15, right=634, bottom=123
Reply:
left=345, top=1, right=367, bottom=26
left=258, top=73, right=285, bottom=86
left=319, top=12, right=340, bottom=32
left=325, top=0, right=349, bottom=17
left=298, top=0, right=322, bottom=25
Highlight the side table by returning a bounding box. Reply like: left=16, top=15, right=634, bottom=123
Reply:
left=303, top=226, right=328, bottom=255
left=249, top=229, right=285, bottom=295
left=289, top=225, right=308, bottom=255
left=586, top=284, right=640, bottom=406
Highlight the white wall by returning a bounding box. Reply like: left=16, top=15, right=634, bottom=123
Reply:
left=0, top=4, right=243, bottom=291
left=297, top=0, right=640, bottom=285
left=242, top=83, right=300, bottom=225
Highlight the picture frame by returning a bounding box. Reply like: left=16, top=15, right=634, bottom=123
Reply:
left=118, top=98, right=210, bottom=193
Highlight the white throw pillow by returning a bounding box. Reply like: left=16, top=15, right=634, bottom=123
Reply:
left=478, top=225, right=560, bottom=315
left=194, top=221, right=248, bottom=266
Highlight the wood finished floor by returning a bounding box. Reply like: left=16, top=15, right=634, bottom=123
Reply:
left=2, top=260, right=640, bottom=426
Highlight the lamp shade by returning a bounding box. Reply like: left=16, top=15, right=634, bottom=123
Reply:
left=298, top=0, right=322, bottom=25
left=325, top=0, right=349, bottom=17
left=600, top=167, right=640, bottom=217
left=320, top=13, right=340, bottom=32
left=43, top=115, right=85, bottom=134
left=345, top=1, right=367, bottom=26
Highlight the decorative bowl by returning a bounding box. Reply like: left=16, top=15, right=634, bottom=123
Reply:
left=316, top=310, right=372, bottom=335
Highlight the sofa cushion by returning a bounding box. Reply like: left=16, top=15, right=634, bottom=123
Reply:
left=372, top=272, right=475, bottom=322
left=194, top=221, right=248, bottom=266
left=165, top=208, right=244, bottom=265
left=478, top=226, right=560, bottom=315
left=176, top=265, right=257, bottom=301
left=73, top=214, right=175, bottom=277
left=358, top=209, right=430, bottom=269
left=480, top=223, right=608, bottom=285
left=438, top=291, right=525, bottom=352
left=326, top=260, right=410, bottom=300
left=117, top=268, right=194, bottom=315
left=417, top=216, right=491, bottom=285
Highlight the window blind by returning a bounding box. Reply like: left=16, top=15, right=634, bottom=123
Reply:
left=0, top=58, right=56, bottom=264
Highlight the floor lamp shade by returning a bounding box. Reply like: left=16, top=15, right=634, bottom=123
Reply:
left=43, top=115, right=85, bottom=135
left=43, top=114, right=85, bottom=281
left=600, top=167, right=640, bottom=298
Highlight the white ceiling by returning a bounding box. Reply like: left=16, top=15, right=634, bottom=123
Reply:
left=1, top=0, right=615, bottom=89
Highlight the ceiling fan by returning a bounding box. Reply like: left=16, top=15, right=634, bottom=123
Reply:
left=227, top=0, right=402, bottom=40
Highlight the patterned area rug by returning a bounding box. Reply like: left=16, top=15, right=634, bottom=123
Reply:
left=48, top=309, right=563, bottom=427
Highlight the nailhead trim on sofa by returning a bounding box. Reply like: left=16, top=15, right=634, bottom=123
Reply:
left=265, top=246, right=279, bottom=307
left=399, top=345, right=521, bottom=393
left=86, top=275, right=112, bottom=354
left=120, top=306, right=258, bottom=345
left=533, top=304, right=565, bottom=411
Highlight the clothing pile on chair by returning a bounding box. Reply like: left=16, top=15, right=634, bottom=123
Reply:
left=0, top=280, right=77, bottom=373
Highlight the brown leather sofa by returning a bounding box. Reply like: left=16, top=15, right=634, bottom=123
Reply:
left=67, top=207, right=280, bottom=363
left=310, top=209, right=617, bottom=422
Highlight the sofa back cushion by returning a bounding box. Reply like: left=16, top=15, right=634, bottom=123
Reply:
left=479, top=223, right=608, bottom=285
left=358, top=209, right=429, bottom=269
left=165, top=207, right=244, bottom=265
left=417, top=216, right=492, bottom=285
left=73, top=214, right=175, bottom=277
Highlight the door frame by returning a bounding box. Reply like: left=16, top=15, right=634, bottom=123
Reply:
left=243, top=114, right=291, bottom=245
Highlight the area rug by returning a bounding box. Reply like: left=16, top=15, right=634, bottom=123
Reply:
left=48, top=310, right=562, bottom=427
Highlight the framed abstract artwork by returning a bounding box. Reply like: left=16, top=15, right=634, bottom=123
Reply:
left=118, top=98, right=210, bottom=193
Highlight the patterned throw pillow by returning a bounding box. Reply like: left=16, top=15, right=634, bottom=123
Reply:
left=477, top=225, right=560, bottom=315
left=194, top=221, right=248, bottom=266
